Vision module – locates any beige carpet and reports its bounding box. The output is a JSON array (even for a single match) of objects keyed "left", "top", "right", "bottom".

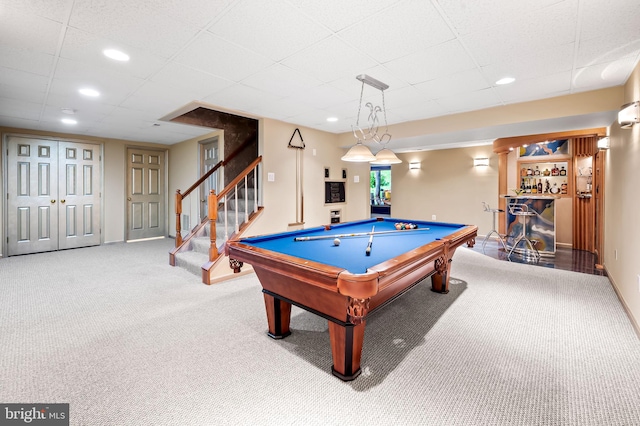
[{"left": 1, "top": 239, "right": 639, "bottom": 425}]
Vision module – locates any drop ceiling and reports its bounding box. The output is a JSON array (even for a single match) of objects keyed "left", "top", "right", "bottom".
[{"left": 0, "top": 0, "right": 638, "bottom": 149}]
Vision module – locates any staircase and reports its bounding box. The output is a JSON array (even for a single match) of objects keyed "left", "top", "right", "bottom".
[
  {"left": 170, "top": 155, "right": 263, "bottom": 284},
  {"left": 174, "top": 186, "right": 258, "bottom": 277}
]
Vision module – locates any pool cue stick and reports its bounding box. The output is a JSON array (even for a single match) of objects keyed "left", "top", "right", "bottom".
[
  {"left": 292, "top": 226, "right": 430, "bottom": 241},
  {"left": 365, "top": 226, "right": 375, "bottom": 256}
]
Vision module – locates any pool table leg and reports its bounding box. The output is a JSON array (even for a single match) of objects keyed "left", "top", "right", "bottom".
[
  {"left": 263, "top": 293, "right": 291, "bottom": 339},
  {"left": 328, "top": 321, "right": 365, "bottom": 381},
  {"left": 431, "top": 254, "right": 452, "bottom": 294}
]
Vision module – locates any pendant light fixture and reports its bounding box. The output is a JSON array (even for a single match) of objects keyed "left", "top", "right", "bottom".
[{"left": 341, "top": 74, "right": 401, "bottom": 164}]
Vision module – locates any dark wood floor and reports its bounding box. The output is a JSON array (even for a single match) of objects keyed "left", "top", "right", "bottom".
[{"left": 471, "top": 239, "right": 606, "bottom": 276}]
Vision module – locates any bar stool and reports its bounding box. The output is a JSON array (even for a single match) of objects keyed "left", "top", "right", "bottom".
[
  {"left": 481, "top": 202, "right": 508, "bottom": 254},
  {"left": 507, "top": 203, "right": 540, "bottom": 262}
]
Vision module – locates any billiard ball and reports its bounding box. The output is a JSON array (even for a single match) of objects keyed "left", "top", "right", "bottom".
[{"left": 333, "top": 238, "right": 340, "bottom": 246}]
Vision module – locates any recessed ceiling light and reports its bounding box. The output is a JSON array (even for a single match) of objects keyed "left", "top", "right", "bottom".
[
  {"left": 495, "top": 77, "right": 515, "bottom": 85},
  {"left": 326, "top": 117, "right": 338, "bottom": 122},
  {"left": 103, "top": 49, "right": 130, "bottom": 62},
  {"left": 61, "top": 118, "right": 77, "bottom": 125},
  {"left": 79, "top": 88, "right": 100, "bottom": 97}
]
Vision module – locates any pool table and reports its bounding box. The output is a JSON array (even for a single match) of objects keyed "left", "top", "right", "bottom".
[{"left": 226, "top": 217, "right": 477, "bottom": 380}]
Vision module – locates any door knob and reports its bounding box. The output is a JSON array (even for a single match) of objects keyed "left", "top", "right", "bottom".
[
  {"left": 127, "top": 197, "right": 132, "bottom": 201},
  {"left": 60, "top": 199, "right": 66, "bottom": 204},
  {"left": 50, "top": 199, "right": 56, "bottom": 204}
]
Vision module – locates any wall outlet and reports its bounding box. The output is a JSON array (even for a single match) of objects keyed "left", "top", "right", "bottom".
[
  {"left": 432, "top": 215, "right": 437, "bottom": 220},
  {"left": 267, "top": 172, "right": 275, "bottom": 182}
]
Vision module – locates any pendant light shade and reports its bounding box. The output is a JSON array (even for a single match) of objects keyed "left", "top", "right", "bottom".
[
  {"left": 371, "top": 148, "right": 402, "bottom": 164},
  {"left": 342, "top": 74, "right": 400, "bottom": 164},
  {"left": 341, "top": 141, "right": 376, "bottom": 162}
]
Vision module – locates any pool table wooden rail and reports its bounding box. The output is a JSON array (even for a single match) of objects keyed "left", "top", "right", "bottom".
[{"left": 225, "top": 223, "right": 477, "bottom": 380}]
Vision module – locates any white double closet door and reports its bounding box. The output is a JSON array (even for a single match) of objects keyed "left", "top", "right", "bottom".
[{"left": 5, "top": 136, "right": 102, "bottom": 256}]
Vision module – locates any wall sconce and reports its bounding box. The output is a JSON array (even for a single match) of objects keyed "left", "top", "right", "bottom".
[
  {"left": 618, "top": 101, "right": 639, "bottom": 128},
  {"left": 409, "top": 161, "right": 421, "bottom": 170},
  {"left": 597, "top": 137, "right": 610, "bottom": 150},
  {"left": 473, "top": 157, "right": 489, "bottom": 167}
]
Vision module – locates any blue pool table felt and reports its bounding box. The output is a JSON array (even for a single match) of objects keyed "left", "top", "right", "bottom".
[{"left": 239, "top": 218, "right": 466, "bottom": 274}]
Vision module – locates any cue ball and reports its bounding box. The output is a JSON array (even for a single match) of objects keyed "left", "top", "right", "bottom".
[{"left": 333, "top": 238, "right": 341, "bottom": 246}]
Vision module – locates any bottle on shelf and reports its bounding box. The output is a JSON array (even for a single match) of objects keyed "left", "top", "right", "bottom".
[
  {"left": 537, "top": 179, "right": 543, "bottom": 194},
  {"left": 560, "top": 166, "right": 566, "bottom": 176},
  {"left": 531, "top": 181, "right": 537, "bottom": 193},
  {"left": 545, "top": 179, "right": 550, "bottom": 194},
  {"left": 527, "top": 166, "right": 533, "bottom": 176},
  {"left": 534, "top": 166, "right": 541, "bottom": 176},
  {"left": 551, "top": 164, "right": 559, "bottom": 176},
  {"left": 561, "top": 181, "right": 568, "bottom": 194},
  {"left": 543, "top": 167, "right": 551, "bottom": 176}
]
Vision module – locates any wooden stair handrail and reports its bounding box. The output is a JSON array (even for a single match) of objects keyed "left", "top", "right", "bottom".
[
  {"left": 175, "top": 138, "right": 255, "bottom": 247},
  {"left": 207, "top": 157, "right": 262, "bottom": 262},
  {"left": 217, "top": 156, "right": 262, "bottom": 200}
]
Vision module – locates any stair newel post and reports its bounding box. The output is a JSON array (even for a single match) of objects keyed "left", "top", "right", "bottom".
[
  {"left": 175, "top": 189, "right": 183, "bottom": 247},
  {"left": 208, "top": 189, "right": 219, "bottom": 261}
]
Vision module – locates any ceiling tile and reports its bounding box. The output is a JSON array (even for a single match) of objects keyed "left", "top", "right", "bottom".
[
  {"left": 149, "top": 0, "right": 238, "bottom": 28},
  {"left": 0, "top": 47, "right": 55, "bottom": 76},
  {"left": 175, "top": 32, "right": 274, "bottom": 82},
  {"left": 240, "top": 64, "right": 323, "bottom": 98},
  {"left": 0, "top": 6, "right": 62, "bottom": 54},
  {"left": 282, "top": 36, "right": 377, "bottom": 83},
  {"left": 49, "top": 58, "right": 145, "bottom": 104},
  {"left": 384, "top": 39, "right": 477, "bottom": 84},
  {"left": 339, "top": 1, "right": 454, "bottom": 63},
  {"left": 202, "top": 83, "right": 283, "bottom": 114},
  {"left": 69, "top": 1, "right": 199, "bottom": 59},
  {"left": 580, "top": 0, "right": 640, "bottom": 41},
  {"left": 2, "top": 0, "right": 74, "bottom": 23},
  {"left": 0, "top": 82, "right": 47, "bottom": 104},
  {"left": 60, "top": 28, "right": 167, "bottom": 80},
  {"left": 287, "top": 0, "right": 400, "bottom": 32},
  {"left": 0, "top": 67, "right": 50, "bottom": 92},
  {"left": 209, "top": 0, "right": 332, "bottom": 62},
  {"left": 480, "top": 43, "right": 575, "bottom": 83},
  {"left": 151, "top": 62, "right": 235, "bottom": 97},
  {"left": 436, "top": 88, "right": 501, "bottom": 114},
  {"left": 572, "top": 57, "right": 638, "bottom": 90},
  {"left": 495, "top": 71, "right": 572, "bottom": 103},
  {"left": 415, "top": 69, "right": 490, "bottom": 100},
  {"left": 576, "top": 37, "right": 640, "bottom": 69},
  {"left": 460, "top": 1, "right": 578, "bottom": 67},
  {"left": 119, "top": 81, "right": 200, "bottom": 116},
  {"left": 0, "top": 97, "right": 43, "bottom": 120},
  {"left": 437, "top": 0, "right": 568, "bottom": 36}
]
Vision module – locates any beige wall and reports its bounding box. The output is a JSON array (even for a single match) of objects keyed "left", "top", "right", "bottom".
[
  {"left": 245, "top": 119, "right": 370, "bottom": 237},
  {"left": 337, "top": 87, "right": 623, "bottom": 147},
  {"left": 0, "top": 127, "right": 168, "bottom": 255},
  {"left": 167, "top": 129, "right": 224, "bottom": 237},
  {"left": 391, "top": 145, "right": 498, "bottom": 234},
  {"left": 604, "top": 61, "right": 640, "bottom": 330}
]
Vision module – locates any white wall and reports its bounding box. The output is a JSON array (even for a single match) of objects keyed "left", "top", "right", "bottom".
[{"left": 604, "top": 61, "right": 640, "bottom": 331}]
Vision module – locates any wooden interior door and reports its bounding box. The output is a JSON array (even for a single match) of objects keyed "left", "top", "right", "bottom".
[
  {"left": 57, "top": 141, "right": 102, "bottom": 250},
  {"left": 126, "top": 148, "right": 166, "bottom": 241},
  {"left": 199, "top": 137, "right": 220, "bottom": 221},
  {"left": 5, "top": 136, "right": 102, "bottom": 255}
]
